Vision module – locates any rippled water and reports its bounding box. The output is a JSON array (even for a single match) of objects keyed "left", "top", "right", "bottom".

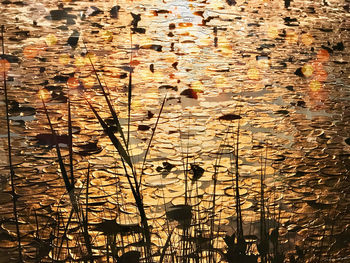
[{"left": 0, "top": 0, "right": 349, "bottom": 262}]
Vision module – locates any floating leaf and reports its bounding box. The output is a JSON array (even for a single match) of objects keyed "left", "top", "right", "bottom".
[
  {"left": 132, "top": 28, "right": 146, "bottom": 34},
  {"left": 190, "top": 164, "right": 204, "bottom": 181},
  {"left": 93, "top": 219, "right": 142, "bottom": 235},
  {"left": 166, "top": 204, "right": 192, "bottom": 228},
  {"left": 218, "top": 114, "right": 242, "bottom": 121},
  {"left": 138, "top": 124, "right": 151, "bottom": 131},
  {"left": 180, "top": 89, "right": 198, "bottom": 99},
  {"left": 110, "top": 5, "right": 120, "bottom": 18},
  {"left": 345, "top": 138, "right": 350, "bottom": 145},
  {"left": 226, "top": 0, "right": 237, "bottom": 6},
  {"left": 275, "top": 110, "right": 289, "bottom": 115},
  {"left": 49, "top": 10, "right": 68, "bottom": 20},
  {"left": 140, "top": 44, "right": 162, "bottom": 52},
  {"left": 35, "top": 134, "right": 69, "bottom": 146},
  {"left": 131, "top": 13, "right": 141, "bottom": 28},
  {"left": 8, "top": 101, "right": 35, "bottom": 116},
  {"left": 67, "top": 30, "right": 80, "bottom": 49},
  {"left": 76, "top": 141, "right": 102, "bottom": 156}
]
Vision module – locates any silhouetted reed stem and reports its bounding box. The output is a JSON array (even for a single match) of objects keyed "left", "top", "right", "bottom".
[
  {"left": 40, "top": 97, "right": 93, "bottom": 262},
  {"left": 235, "top": 119, "right": 243, "bottom": 239},
  {"left": 1, "top": 25, "right": 23, "bottom": 263},
  {"left": 68, "top": 98, "right": 74, "bottom": 186}
]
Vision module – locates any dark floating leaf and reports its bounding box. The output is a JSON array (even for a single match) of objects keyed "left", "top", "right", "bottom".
[
  {"left": 118, "top": 251, "right": 140, "bottom": 263},
  {"left": 193, "top": 11, "right": 204, "bottom": 17},
  {"left": 345, "top": 138, "right": 350, "bottom": 146},
  {"left": 275, "top": 110, "right": 289, "bottom": 115},
  {"left": 247, "top": 23, "right": 260, "bottom": 27},
  {"left": 180, "top": 88, "right": 198, "bottom": 99},
  {"left": 218, "top": 113, "right": 242, "bottom": 121},
  {"left": 283, "top": 17, "right": 299, "bottom": 26},
  {"left": 156, "top": 161, "right": 175, "bottom": 173},
  {"left": 138, "top": 124, "right": 151, "bottom": 131},
  {"left": 131, "top": 27, "right": 146, "bottom": 34},
  {"left": 0, "top": 54, "right": 20, "bottom": 63},
  {"left": 296, "top": 100, "right": 306, "bottom": 107},
  {"left": 226, "top": 0, "right": 236, "bottom": 6},
  {"left": 93, "top": 219, "right": 142, "bottom": 235},
  {"left": 333, "top": 41, "right": 344, "bottom": 51},
  {"left": 131, "top": 13, "right": 141, "bottom": 28},
  {"left": 91, "top": 22, "right": 104, "bottom": 29},
  {"left": 149, "top": 63, "right": 154, "bottom": 73},
  {"left": 190, "top": 164, "right": 204, "bottom": 181},
  {"left": 166, "top": 204, "right": 192, "bottom": 228},
  {"left": 169, "top": 23, "right": 176, "bottom": 30},
  {"left": 163, "top": 161, "right": 175, "bottom": 171},
  {"left": 35, "top": 134, "right": 69, "bottom": 146},
  {"left": 77, "top": 141, "right": 102, "bottom": 156},
  {"left": 257, "top": 43, "right": 275, "bottom": 51},
  {"left": 140, "top": 44, "right": 162, "bottom": 51},
  {"left": 285, "top": 85, "right": 294, "bottom": 91},
  {"left": 252, "top": 144, "right": 264, "bottom": 150},
  {"left": 294, "top": 67, "right": 304, "bottom": 77},
  {"left": 8, "top": 101, "right": 36, "bottom": 116},
  {"left": 147, "top": 111, "right": 154, "bottom": 119},
  {"left": 284, "top": 0, "right": 292, "bottom": 8},
  {"left": 159, "top": 85, "right": 177, "bottom": 91},
  {"left": 110, "top": 5, "right": 120, "bottom": 18},
  {"left": 319, "top": 28, "right": 333, "bottom": 32},
  {"left": 172, "top": 62, "right": 178, "bottom": 70},
  {"left": 51, "top": 91, "right": 67, "bottom": 102},
  {"left": 152, "top": 9, "right": 170, "bottom": 16},
  {"left": 119, "top": 72, "right": 128, "bottom": 79},
  {"left": 67, "top": 30, "right": 79, "bottom": 48},
  {"left": 49, "top": 9, "right": 68, "bottom": 20}
]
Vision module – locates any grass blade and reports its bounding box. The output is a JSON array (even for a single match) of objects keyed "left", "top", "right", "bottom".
[
  {"left": 139, "top": 94, "right": 167, "bottom": 186},
  {"left": 83, "top": 41, "right": 127, "bottom": 147},
  {"left": 84, "top": 96, "right": 132, "bottom": 167}
]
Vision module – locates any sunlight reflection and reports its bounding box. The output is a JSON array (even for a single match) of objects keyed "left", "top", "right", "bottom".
[
  {"left": 38, "top": 88, "right": 50, "bottom": 101},
  {"left": 0, "top": 59, "right": 10, "bottom": 74}
]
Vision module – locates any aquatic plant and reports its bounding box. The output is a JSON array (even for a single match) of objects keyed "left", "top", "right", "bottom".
[{"left": 1, "top": 25, "right": 23, "bottom": 263}]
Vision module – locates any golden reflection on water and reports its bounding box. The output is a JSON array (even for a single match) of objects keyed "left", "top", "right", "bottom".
[{"left": 0, "top": 0, "right": 349, "bottom": 262}]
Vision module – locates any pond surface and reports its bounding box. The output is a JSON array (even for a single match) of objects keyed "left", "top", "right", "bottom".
[{"left": 0, "top": 0, "right": 349, "bottom": 262}]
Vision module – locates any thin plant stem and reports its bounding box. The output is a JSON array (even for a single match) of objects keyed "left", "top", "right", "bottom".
[
  {"left": 1, "top": 24, "right": 23, "bottom": 263},
  {"left": 68, "top": 97, "right": 74, "bottom": 186},
  {"left": 40, "top": 97, "right": 93, "bottom": 262},
  {"left": 139, "top": 94, "right": 167, "bottom": 187}
]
